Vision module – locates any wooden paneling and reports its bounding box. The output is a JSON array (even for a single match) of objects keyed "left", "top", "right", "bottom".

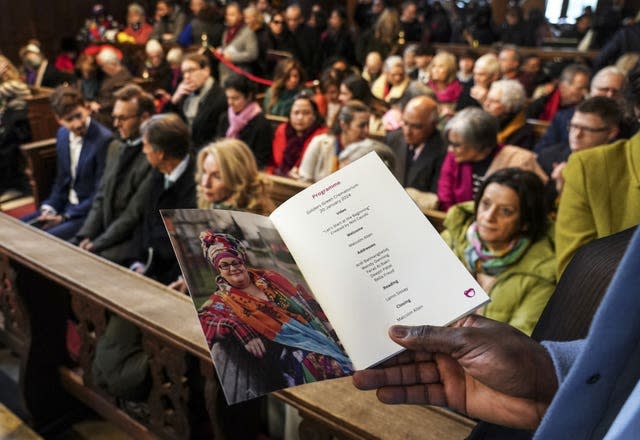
[{"left": 0, "top": 1, "right": 154, "bottom": 64}]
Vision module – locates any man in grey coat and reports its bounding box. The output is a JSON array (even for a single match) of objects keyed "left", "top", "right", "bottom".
[{"left": 71, "top": 85, "right": 154, "bottom": 265}]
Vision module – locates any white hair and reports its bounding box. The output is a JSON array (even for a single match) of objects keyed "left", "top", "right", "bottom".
[
  {"left": 97, "top": 47, "right": 121, "bottom": 65},
  {"left": 384, "top": 55, "right": 404, "bottom": 72},
  {"left": 489, "top": 79, "right": 526, "bottom": 113},
  {"left": 166, "top": 47, "right": 183, "bottom": 65},
  {"left": 145, "top": 39, "right": 164, "bottom": 56}
]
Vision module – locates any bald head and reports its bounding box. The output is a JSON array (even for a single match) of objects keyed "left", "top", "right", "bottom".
[{"left": 402, "top": 96, "right": 438, "bottom": 146}]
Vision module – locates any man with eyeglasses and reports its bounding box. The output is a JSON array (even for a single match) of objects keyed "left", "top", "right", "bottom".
[
  {"left": 537, "top": 96, "right": 622, "bottom": 194},
  {"left": 70, "top": 85, "right": 155, "bottom": 265},
  {"left": 384, "top": 96, "right": 445, "bottom": 209},
  {"left": 534, "top": 66, "right": 630, "bottom": 155},
  {"left": 21, "top": 86, "right": 112, "bottom": 239},
  {"left": 555, "top": 95, "right": 640, "bottom": 276},
  {"left": 166, "top": 52, "right": 227, "bottom": 151}
]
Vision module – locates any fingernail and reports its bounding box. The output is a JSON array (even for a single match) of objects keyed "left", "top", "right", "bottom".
[{"left": 390, "top": 326, "right": 408, "bottom": 338}]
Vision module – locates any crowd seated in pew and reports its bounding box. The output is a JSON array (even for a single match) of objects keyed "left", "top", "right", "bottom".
[{"left": 7, "top": 3, "right": 640, "bottom": 434}]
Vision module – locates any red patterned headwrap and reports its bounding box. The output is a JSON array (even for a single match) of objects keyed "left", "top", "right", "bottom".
[{"left": 199, "top": 231, "right": 247, "bottom": 268}]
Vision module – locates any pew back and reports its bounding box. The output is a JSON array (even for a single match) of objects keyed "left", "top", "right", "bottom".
[
  {"left": 20, "top": 138, "right": 57, "bottom": 207},
  {"left": 26, "top": 87, "right": 57, "bottom": 142}
]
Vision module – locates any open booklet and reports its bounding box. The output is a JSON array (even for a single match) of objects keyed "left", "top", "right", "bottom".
[{"left": 161, "top": 152, "right": 489, "bottom": 405}]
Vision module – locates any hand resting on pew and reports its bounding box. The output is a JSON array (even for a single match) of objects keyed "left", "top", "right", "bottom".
[{"left": 352, "top": 315, "right": 557, "bottom": 430}]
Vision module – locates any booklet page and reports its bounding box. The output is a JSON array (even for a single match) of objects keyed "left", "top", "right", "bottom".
[{"left": 270, "top": 153, "right": 489, "bottom": 369}]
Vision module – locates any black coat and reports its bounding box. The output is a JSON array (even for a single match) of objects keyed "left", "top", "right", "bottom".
[
  {"left": 165, "top": 81, "right": 228, "bottom": 152},
  {"left": 385, "top": 129, "right": 446, "bottom": 193},
  {"left": 0, "top": 107, "right": 32, "bottom": 193},
  {"left": 138, "top": 156, "right": 197, "bottom": 284},
  {"left": 75, "top": 139, "right": 153, "bottom": 264},
  {"left": 216, "top": 111, "right": 273, "bottom": 168}
]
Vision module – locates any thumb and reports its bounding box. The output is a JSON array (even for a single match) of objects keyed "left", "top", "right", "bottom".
[{"left": 389, "top": 325, "right": 466, "bottom": 356}]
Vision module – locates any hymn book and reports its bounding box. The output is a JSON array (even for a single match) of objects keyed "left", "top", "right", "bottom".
[{"left": 162, "top": 153, "right": 489, "bottom": 404}]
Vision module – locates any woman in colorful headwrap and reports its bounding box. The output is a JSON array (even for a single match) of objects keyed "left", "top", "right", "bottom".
[
  {"left": 198, "top": 232, "right": 353, "bottom": 386},
  {"left": 440, "top": 168, "right": 556, "bottom": 336}
]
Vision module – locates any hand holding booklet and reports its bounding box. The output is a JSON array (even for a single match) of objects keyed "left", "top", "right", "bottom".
[{"left": 162, "top": 152, "right": 489, "bottom": 404}]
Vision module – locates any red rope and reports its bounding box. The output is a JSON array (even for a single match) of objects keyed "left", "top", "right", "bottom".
[
  {"left": 209, "top": 47, "right": 274, "bottom": 86},
  {"left": 208, "top": 47, "right": 317, "bottom": 88}
]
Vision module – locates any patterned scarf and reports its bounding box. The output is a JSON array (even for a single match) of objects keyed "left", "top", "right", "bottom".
[
  {"left": 464, "top": 222, "right": 531, "bottom": 276},
  {"left": 224, "top": 23, "right": 244, "bottom": 45},
  {"left": 278, "top": 121, "right": 321, "bottom": 175}
]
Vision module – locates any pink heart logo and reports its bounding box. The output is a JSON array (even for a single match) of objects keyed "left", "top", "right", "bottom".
[{"left": 464, "top": 288, "right": 475, "bottom": 298}]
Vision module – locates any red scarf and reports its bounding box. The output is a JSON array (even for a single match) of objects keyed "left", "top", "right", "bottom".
[
  {"left": 224, "top": 23, "right": 244, "bottom": 45},
  {"left": 539, "top": 87, "right": 562, "bottom": 121}
]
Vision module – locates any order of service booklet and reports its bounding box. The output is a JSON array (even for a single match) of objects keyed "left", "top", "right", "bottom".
[{"left": 161, "top": 152, "right": 489, "bottom": 405}]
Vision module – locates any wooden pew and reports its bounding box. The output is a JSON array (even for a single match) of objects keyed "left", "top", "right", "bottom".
[
  {"left": 20, "top": 138, "right": 57, "bottom": 207},
  {"left": 276, "top": 379, "right": 475, "bottom": 439},
  {"left": 261, "top": 172, "right": 309, "bottom": 206},
  {"left": 432, "top": 43, "right": 597, "bottom": 61},
  {"left": 0, "top": 214, "right": 243, "bottom": 439},
  {"left": 526, "top": 118, "right": 551, "bottom": 142},
  {"left": 25, "top": 87, "right": 57, "bottom": 142},
  {"left": 265, "top": 114, "right": 288, "bottom": 134},
  {"left": 261, "top": 173, "right": 448, "bottom": 231},
  {"left": 0, "top": 213, "right": 475, "bottom": 439}
]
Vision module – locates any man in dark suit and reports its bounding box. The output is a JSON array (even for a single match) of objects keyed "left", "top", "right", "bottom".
[
  {"left": 285, "top": 4, "right": 320, "bottom": 76},
  {"left": 71, "top": 84, "right": 155, "bottom": 265},
  {"left": 22, "top": 86, "right": 112, "bottom": 239},
  {"left": 130, "top": 113, "right": 197, "bottom": 284},
  {"left": 166, "top": 52, "right": 227, "bottom": 151},
  {"left": 385, "top": 96, "right": 446, "bottom": 198}
]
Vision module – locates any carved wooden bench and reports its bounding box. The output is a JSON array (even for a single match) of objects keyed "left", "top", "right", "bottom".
[{"left": 0, "top": 214, "right": 259, "bottom": 439}]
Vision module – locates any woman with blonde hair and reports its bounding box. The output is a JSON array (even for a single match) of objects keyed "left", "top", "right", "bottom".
[
  {"left": 263, "top": 58, "right": 310, "bottom": 116},
  {"left": 196, "top": 138, "right": 275, "bottom": 215},
  {"left": 427, "top": 51, "right": 462, "bottom": 104}
]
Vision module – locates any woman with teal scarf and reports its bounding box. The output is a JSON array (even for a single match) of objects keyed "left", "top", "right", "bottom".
[{"left": 441, "top": 168, "right": 556, "bottom": 335}]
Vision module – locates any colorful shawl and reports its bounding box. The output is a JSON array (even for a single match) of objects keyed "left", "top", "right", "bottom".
[
  {"left": 464, "top": 222, "right": 531, "bottom": 276},
  {"left": 199, "top": 269, "right": 352, "bottom": 374}
]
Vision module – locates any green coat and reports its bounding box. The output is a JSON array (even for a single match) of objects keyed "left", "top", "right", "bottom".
[
  {"left": 441, "top": 202, "right": 556, "bottom": 336},
  {"left": 556, "top": 132, "right": 640, "bottom": 276}
]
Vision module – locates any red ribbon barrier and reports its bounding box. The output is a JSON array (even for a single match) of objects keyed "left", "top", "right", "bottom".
[{"left": 208, "top": 47, "right": 317, "bottom": 88}]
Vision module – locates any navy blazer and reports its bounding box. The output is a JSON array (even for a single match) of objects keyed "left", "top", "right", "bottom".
[{"left": 42, "top": 119, "right": 112, "bottom": 220}]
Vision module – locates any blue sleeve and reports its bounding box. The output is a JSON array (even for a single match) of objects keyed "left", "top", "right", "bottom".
[
  {"left": 177, "top": 22, "right": 193, "bottom": 47},
  {"left": 541, "top": 339, "right": 586, "bottom": 384}
]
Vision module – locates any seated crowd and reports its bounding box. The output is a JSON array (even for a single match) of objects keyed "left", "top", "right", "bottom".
[{"left": 3, "top": 1, "right": 640, "bottom": 437}]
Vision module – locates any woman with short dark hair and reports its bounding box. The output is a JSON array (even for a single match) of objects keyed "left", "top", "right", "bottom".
[
  {"left": 217, "top": 73, "right": 272, "bottom": 168},
  {"left": 270, "top": 92, "right": 327, "bottom": 176},
  {"left": 441, "top": 168, "right": 555, "bottom": 335}
]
